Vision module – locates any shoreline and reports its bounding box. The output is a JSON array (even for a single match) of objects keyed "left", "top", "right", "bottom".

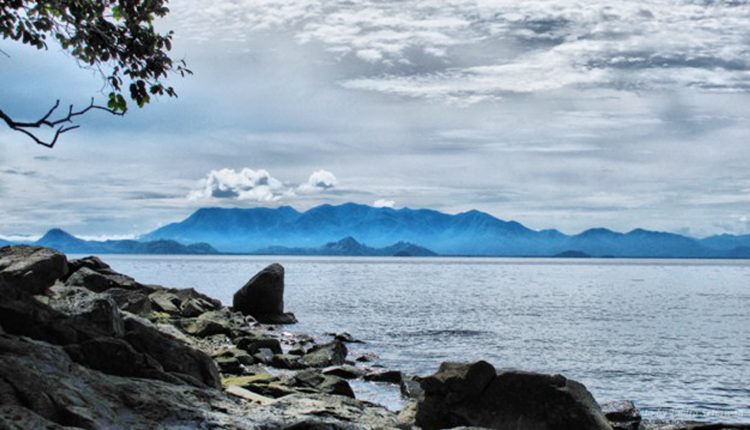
[{"left": 1, "top": 245, "right": 748, "bottom": 429}]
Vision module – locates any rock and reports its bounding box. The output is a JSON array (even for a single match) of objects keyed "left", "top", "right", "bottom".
[
  {"left": 233, "top": 263, "right": 296, "bottom": 324},
  {"left": 123, "top": 315, "right": 221, "bottom": 388},
  {"left": 602, "top": 400, "right": 642, "bottom": 430},
  {"left": 180, "top": 315, "right": 230, "bottom": 338},
  {"left": 65, "top": 266, "right": 145, "bottom": 293},
  {"left": 212, "top": 348, "right": 254, "bottom": 374},
  {"left": 364, "top": 369, "right": 403, "bottom": 384},
  {"left": 301, "top": 340, "right": 348, "bottom": 368},
  {"left": 400, "top": 375, "right": 424, "bottom": 399},
  {"left": 0, "top": 246, "right": 68, "bottom": 294},
  {"left": 353, "top": 351, "right": 378, "bottom": 362},
  {"left": 323, "top": 365, "right": 366, "bottom": 379},
  {"left": 292, "top": 369, "right": 355, "bottom": 398},
  {"left": 149, "top": 289, "right": 182, "bottom": 314},
  {"left": 47, "top": 286, "right": 125, "bottom": 337},
  {"left": 67, "top": 255, "right": 110, "bottom": 274},
  {"left": 253, "top": 347, "right": 276, "bottom": 364},
  {"left": 105, "top": 287, "right": 153, "bottom": 315},
  {"left": 235, "top": 333, "right": 283, "bottom": 355},
  {"left": 416, "top": 361, "right": 612, "bottom": 430},
  {"left": 327, "top": 331, "right": 365, "bottom": 343},
  {"left": 271, "top": 353, "right": 307, "bottom": 370},
  {"left": 0, "top": 334, "right": 264, "bottom": 429}
]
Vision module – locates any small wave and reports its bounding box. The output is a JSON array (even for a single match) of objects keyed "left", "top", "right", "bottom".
[{"left": 397, "top": 329, "right": 490, "bottom": 338}]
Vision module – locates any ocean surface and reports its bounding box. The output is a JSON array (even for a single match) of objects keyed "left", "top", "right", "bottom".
[{"left": 97, "top": 255, "right": 750, "bottom": 423}]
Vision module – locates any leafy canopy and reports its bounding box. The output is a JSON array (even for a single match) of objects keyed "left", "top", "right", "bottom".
[{"left": 1, "top": 0, "right": 191, "bottom": 113}]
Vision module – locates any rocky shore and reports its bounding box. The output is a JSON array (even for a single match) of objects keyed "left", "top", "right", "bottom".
[{"left": 0, "top": 245, "right": 747, "bottom": 429}]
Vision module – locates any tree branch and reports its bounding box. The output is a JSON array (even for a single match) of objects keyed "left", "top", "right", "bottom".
[{"left": 0, "top": 98, "right": 124, "bottom": 148}]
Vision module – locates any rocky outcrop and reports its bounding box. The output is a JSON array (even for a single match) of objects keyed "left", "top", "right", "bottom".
[
  {"left": 602, "top": 400, "right": 643, "bottom": 430},
  {"left": 232, "top": 263, "right": 297, "bottom": 324},
  {"left": 415, "top": 360, "right": 613, "bottom": 430},
  {"left": 0, "top": 245, "right": 67, "bottom": 294}
]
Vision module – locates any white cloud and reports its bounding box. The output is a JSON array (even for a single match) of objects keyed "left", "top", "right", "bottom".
[
  {"left": 188, "top": 168, "right": 337, "bottom": 202},
  {"left": 297, "top": 169, "right": 338, "bottom": 193},
  {"left": 373, "top": 198, "right": 395, "bottom": 208},
  {"left": 188, "top": 168, "right": 288, "bottom": 202}
]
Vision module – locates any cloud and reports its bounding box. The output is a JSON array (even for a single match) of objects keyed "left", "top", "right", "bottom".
[
  {"left": 373, "top": 198, "right": 395, "bottom": 208},
  {"left": 297, "top": 169, "right": 338, "bottom": 193},
  {"left": 169, "top": 0, "right": 750, "bottom": 104},
  {"left": 188, "top": 168, "right": 287, "bottom": 201},
  {"left": 189, "top": 168, "right": 337, "bottom": 202}
]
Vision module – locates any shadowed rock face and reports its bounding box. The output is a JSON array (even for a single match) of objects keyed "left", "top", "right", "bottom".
[
  {"left": 233, "top": 263, "right": 297, "bottom": 324},
  {"left": 0, "top": 245, "right": 68, "bottom": 294},
  {"left": 416, "top": 360, "right": 613, "bottom": 430}
]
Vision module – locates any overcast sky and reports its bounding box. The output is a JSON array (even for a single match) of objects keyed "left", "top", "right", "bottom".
[{"left": 2, "top": 0, "right": 750, "bottom": 239}]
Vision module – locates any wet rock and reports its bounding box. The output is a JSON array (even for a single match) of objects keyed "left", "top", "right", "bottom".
[
  {"left": 602, "top": 400, "right": 642, "bottom": 430},
  {"left": 400, "top": 375, "right": 424, "bottom": 399},
  {"left": 292, "top": 369, "right": 355, "bottom": 398},
  {"left": 323, "top": 365, "right": 366, "bottom": 379},
  {"left": 253, "top": 347, "right": 276, "bottom": 364},
  {"left": 364, "top": 369, "right": 403, "bottom": 384},
  {"left": 123, "top": 314, "right": 221, "bottom": 388},
  {"left": 233, "top": 263, "right": 296, "bottom": 324},
  {"left": 353, "top": 351, "right": 378, "bottom": 362},
  {"left": 271, "top": 353, "right": 307, "bottom": 370},
  {"left": 326, "top": 331, "right": 365, "bottom": 343},
  {"left": 235, "top": 333, "right": 283, "bottom": 355},
  {"left": 416, "top": 361, "right": 612, "bottom": 430},
  {"left": 301, "top": 340, "right": 348, "bottom": 368},
  {"left": 212, "top": 348, "right": 254, "bottom": 374},
  {"left": 0, "top": 246, "right": 68, "bottom": 294}
]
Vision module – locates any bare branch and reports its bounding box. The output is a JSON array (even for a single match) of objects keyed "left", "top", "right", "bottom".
[{"left": 0, "top": 98, "right": 123, "bottom": 148}]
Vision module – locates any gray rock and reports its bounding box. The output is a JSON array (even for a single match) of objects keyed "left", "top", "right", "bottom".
[
  {"left": 323, "top": 365, "right": 366, "bottom": 379},
  {"left": 602, "top": 400, "right": 642, "bottom": 430},
  {"left": 292, "top": 369, "right": 356, "bottom": 398},
  {"left": 236, "top": 333, "right": 283, "bottom": 355},
  {"left": 0, "top": 246, "right": 68, "bottom": 294},
  {"left": 301, "top": 340, "right": 348, "bottom": 368},
  {"left": 233, "top": 263, "right": 297, "bottom": 324},
  {"left": 123, "top": 315, "right": 221, "bottom": 388},
  {"left": 65, "top": 266, "right": 144, "bottom": 293},
  {"left": 364, "top": 370, "right": 403, "bottom": 384},
  {"left": 149, "top": 289, "right": 182, "bottom": 314},
  {"left": 416, "top": 361, "right": 612, "bottom": 430},
  {"left": 400, "top": 375, "right": 424, "bottom": 399},
  {"left": 212, "top": 347, "right": 254, "bottom": 374},
  {"left": 48, "top": 287, "right": 126, "bottom": 337}
]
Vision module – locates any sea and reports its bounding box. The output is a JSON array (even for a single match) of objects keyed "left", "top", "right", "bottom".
[{"left": 95, "top": 255, "right": 750, "bottom": 423}]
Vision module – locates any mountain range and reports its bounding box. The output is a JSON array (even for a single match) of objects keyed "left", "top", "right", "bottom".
[
  {"left": 256, "top": 236, "right": 437, "bottom": 257},
  {"left": 2, "top": 229, "right": 218, "bottom": 255},
  {"left": 142, "top": 203, "right": 750, "bottom": 258}
]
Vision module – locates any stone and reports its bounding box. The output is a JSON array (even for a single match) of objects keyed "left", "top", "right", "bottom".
[
  {"left": 233, "top": 263, "right": 296, "bottom": 323},
  {"left": 47, "top": 287, "right": 125, "bottom": 337},
  {"left": 235, "top": 333, "right": 283, "bottom": 355},
  {"left": 105, "top": 287, "right": 153, "bottom": 315},
  {"left": 400, "top": 375, "right": 424, "bottom": 399},
  {"left": 123, "top": 315, "right": 221, "bottom": 388},
  {"left": 292, "top": 369, "right": 355, "bottom": 398},
  {"left": 327, "top": 331, "right": 364, "bottom": 343},
  {"left": 602, "top": 400, "right": 642, "bottom": 430},
  {"left": 67, "top": 255, "right": 110, "bottom": 274},
  {"left": 364, "top": 370, "right": 403, "bottom": 384},
  {"left": 0, "top": 246, "right": 68, "bottom": 294},
  {"left": 323, "top": 365, "right": 366, "bottom": 379},
  {"left": 416, "top": 361, "right": 612, "bottom": 430},
  {"left": 180, "top": 316, "right": 230, "bottom": 338},
  {"left": 212, "top": 348, "right": 254, "bottom": 374},
  {"left": 65, "top": 266, "right": 144, "bottom": 293},
  {"left": 271, "top": 353, "right": 307, "bottom": 370},
  {"left": 149, "top": 289, "right": 182, "bottom": 314},
  {"left": 301, "top": 340, "right": 348, "bottom": 368}
]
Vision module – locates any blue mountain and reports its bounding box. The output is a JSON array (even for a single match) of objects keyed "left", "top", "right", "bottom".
[
  {"left": 143, "top": 203, "right": 747, "bottom": 257},
  {"left": 256, "top": 236, "right": 437, "bottom": 257},
  {"left": 21, "top": 228, "right": 219, "bottom": 255}
]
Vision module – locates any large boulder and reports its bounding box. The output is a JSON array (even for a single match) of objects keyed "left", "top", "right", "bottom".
[
  {"left": 0, "top": 246, "right": 68, "bottom": 294},
  {"left": 232, "top": 263, "right": 297, "bottom": 324},
  {"left": 416, "top": 361, "right": 612, "bottom": 430},
  {"left": 301, "top": 340, "right": 348, "bottom": 368}
]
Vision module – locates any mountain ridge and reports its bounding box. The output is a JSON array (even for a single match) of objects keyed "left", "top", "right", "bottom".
[{"left": 143, "top": 203, "right": 750, "bottom": 258}]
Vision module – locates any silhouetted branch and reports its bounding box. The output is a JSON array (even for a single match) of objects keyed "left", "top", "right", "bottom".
[{"left": 0, "top": 98, "right": 123, "bottom": 148}]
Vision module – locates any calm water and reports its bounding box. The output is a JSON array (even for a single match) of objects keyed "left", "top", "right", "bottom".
[{"left": 98, "top": 255, "right": 750, "bottom": 422}]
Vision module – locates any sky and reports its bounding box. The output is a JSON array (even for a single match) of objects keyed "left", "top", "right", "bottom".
[{"left": 1, "top": 0, "right": 750, "bottom": 239}]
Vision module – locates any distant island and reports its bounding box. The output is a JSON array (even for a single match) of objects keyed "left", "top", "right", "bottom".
[{"left": 4, "top": 203, "right": 750, "bottom": 258}]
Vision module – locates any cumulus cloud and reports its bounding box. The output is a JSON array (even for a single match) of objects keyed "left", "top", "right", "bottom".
[
  {"left": 297, "top": 170, "right": 338, "bottom": 193},
  {"left": 373, "top": 198, "right": 395, "bottom": 208},
  {"left": 188, "top": 168, "right": 288, "bottom": 201},
  {"left": 189, "top": 168, "right": 337, "bottom": 202}
]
